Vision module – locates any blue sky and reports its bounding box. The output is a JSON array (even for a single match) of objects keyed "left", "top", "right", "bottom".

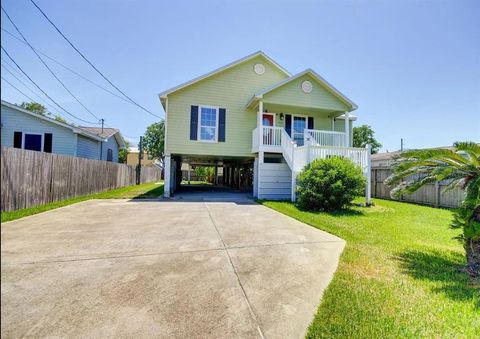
[{"left": 1, "top": 0, "right": 479, "bottom": 151}]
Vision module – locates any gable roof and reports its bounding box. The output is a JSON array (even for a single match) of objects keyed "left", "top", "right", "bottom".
[
  {"left": 78, "top": 126, "right": 126, "bottom": 148},
  {"left": 1, "top": 100, "right": 103, "bottom": 141},
  {"left": 247, "top": 69, "right": 358, "bottom": 111},
  {"left": 158, "top": 51, "right": 291, "bottom": 110}
]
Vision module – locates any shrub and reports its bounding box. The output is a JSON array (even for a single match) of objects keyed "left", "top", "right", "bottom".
[{"left": 296, "top": 157, "right": 365, "bottom": 211}]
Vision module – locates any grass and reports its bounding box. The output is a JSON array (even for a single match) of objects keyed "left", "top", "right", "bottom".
[
  {"left": 260, "top": 198, "right": 480, "bottom": 338},
  {"left": 1, "top": 182, "right": 164, "bottom": 223}
]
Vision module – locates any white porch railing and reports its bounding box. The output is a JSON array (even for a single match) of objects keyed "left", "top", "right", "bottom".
[
  {"left": 256, "top": 127, "right": 371, "bottom": 203},
  {"left": 305, "top": 129, "right": 345, "bottom": 147},
  {"left": 262, "top": 126, "right": 282, "bottom": 146},
  {"left": 308, "top": 146, "right": 369, "bottom": 173}
]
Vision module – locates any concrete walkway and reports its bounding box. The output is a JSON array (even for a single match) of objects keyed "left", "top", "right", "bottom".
[{"left": 1, "top": 197, "right": 345, "bottom": 338}]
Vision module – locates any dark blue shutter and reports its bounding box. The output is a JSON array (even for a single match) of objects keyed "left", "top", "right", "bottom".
[
  {"left": 308, "top": 117, "right": 314, "bottom": 130},
  {"left": 13, "top": 131, "right": 22, "bottom": 148},
  {"left": 218, "top": 108, "right": 226, "bottom": 142},
  {"left": 190, "top": 105, "right": 198, "bottom": 140},
  {"left": 44, "top": 133, "right": 53, "bottom": 153},
  {"left": 285, "top": 114, "right": 292, "bottom": 137}
]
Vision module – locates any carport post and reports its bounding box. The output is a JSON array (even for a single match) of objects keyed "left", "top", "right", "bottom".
[
  {"left": 164, "top": 155, "right": 171, "bottom": 197},
  {"left": 214, "top": 165, "right": 218, "bottom": 185},
  {"left": 187, "top": 164, "right": 191, "bottom": 184}
]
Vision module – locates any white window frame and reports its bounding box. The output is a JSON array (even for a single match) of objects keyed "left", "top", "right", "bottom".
[
  {"left": 22, "top": 132, "right": 44, "bottom": 151},
  {"left": 197, "top": 105, "right": 219, "bottom": 143}
]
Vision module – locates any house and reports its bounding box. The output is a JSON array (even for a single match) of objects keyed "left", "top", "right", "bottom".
[
  {"left": 126, "top": 147, "right": 156, "bottom": 166},
  {"left": 158, "top": 51, "right": 371, "bottom": 201},
  {"left": 77, "top": 127, "right": 125, "bottom": 162},
  {"left": 1, "top": 100, "right": 125, "bottom": 162}
]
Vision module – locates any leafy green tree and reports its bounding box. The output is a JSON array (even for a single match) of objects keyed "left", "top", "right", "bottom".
[
  {"left": 194, "top": 166, "right": 215, "bottom": 183},
  {"left": 54, "top": 115, "right": 67, "bottom": 123},
  {"left": 140, "top": 121, "right": 164, "bottom": 162},
  {"left": 118, "top": 140, "right": 131, "bottom": 164},
  {"left": 296, "top": 157, "right": 365, "bottom": 211},
  {"left": 353, "top": 125, "right": 382, "bottom": 154},
  {"left": 20, "top": 101, "right": 48, "bottom": 116},
  {"left": 386, "top": 142, "right": 480, "bottom": 277}
]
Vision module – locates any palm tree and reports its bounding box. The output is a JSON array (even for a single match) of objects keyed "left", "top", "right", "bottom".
[{"left": 386, "top": 142, "right": 480, "bottom": 277}]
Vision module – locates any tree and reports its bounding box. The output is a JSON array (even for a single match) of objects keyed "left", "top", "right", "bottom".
[
  {"left": 385, "top": 142, "right": 480, "bottom": 277},
  {"left": 195, "top": 166, "right": 215, "bottom": 183},
  {"left": 353, "top": 125, "right": 382, "bottom": 154},
  {"left": 20, "top": 101, "right": 48, "bottom": 116},
  {"left": 54, "top": 115, "right": 67, "bottom": 123},
  {"left": 140, "top": 121, "right": 164, "bottom": 163},
  {"left": 118, "top": 140, "right": 131, "bottom": 164}
]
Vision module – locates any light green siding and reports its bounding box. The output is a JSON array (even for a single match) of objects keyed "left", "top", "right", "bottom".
[
  {"left": 262, "top": 73, "right": 350, "bottom": 111},
  {"left": 166, "top": 55, "right": 288, "bottom": 157}
]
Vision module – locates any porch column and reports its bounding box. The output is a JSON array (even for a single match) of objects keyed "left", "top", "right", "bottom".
[
  {"left": 164, "top": 155, "right": 171, "bottom": 197},
  {"left": 344, "top": 111, "right": 350, "bottom": 147},
  {"left": 258, "top": 100, "right": 263, "bottom": 146}
]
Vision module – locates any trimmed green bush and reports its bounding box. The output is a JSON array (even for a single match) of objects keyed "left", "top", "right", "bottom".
[{"left": 296, "top": 157, "right": 365, "bottom": 211}]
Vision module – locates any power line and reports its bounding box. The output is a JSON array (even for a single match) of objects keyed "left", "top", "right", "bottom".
[
  {"left": 29, "top": 0, "right": 161, "bottom": 119},
  {"left": 1, "top": 45, "right": 98, "bottom": 125},
  {"left": 1, "top": 64, "right": 70, "bottom": 120},
  {"left": 1, "top": 76, "right": 36, "bottom": 102},
  {"left": 2, "top": 27, "right": 134, "bottom": 106},
  {"left": 2, "top": 6, "right": 100, "bottom": 121}
]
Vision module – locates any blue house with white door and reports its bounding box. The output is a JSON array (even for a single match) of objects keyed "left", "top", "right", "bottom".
[{"left": 1, "top": 100, "right": 125, "bottom": 162}]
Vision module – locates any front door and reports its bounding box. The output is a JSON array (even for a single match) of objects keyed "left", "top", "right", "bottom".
[
  {"left": 293, "top": 116, "right": 306, "bottom": 146},
  {"left": 262, "top": 114, "right": 274, "bottom": 127},
  {"left": 262, "top": 114, "right": 274, "bottom": 145}
]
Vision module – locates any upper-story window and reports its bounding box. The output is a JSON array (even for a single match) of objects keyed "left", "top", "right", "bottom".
[{"left": 198, "top": 106, "right": 218, "bottom": 142}]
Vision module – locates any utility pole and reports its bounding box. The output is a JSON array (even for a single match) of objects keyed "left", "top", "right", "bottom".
[
  {"left": 136, "top": 136, "right": 143, "bottom": 185},
  {"left": 400, "top": 138, "right": 404, "bottom": 152},
  {"left": 100, "top": 118, "right": 104, "bottom": 160}
]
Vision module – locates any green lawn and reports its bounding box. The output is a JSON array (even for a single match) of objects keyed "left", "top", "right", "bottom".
[
  {"left": 260, "top": 199, "right": 480, "bottom": 338},
  {"left": 2, "top": 182, "right": 164, "bottom": 223}
]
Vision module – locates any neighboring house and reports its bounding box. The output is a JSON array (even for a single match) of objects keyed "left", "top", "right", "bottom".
[
  {"left": 78, "top": 127, "right": 125, "bottom": 163},
  {"left": 126, "top": 147, "right": 156, "bottom": 166},
  {"left": 371, "top": 151, "right": 400, "bottom": 168},
  {"left": 1, "top": 100, "right": 125, "bottom": 162},
  {"left": 159, "top": 51, "right": 371, "bottom": 201}
]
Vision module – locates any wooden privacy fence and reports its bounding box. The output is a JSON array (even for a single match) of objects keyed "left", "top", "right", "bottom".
[
  {"left": 371, "top": 167, "right": 464, "bottom": 208},
  {"left": 1, "top": 146, "right": 162, "bottom": 212}
]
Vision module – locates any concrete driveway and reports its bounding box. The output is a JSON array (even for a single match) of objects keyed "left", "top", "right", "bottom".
[{"left": 1, "top": 196, "right": 345, "bottom": 338}]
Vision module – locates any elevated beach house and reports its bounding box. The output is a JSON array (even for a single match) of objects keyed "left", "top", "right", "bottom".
[{"left": 159, "top": 51, "right": 371, "bottom": 201}]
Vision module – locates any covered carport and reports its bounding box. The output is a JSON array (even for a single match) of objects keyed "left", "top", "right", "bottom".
[{"left": 164, "top": 154, "right": 254, "bottom": 198}]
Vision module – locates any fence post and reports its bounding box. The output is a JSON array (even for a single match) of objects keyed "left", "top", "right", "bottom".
[
  {"left": 136, "top": 136, "right": 143, "bottom": 185},
  {"left": 434, "top": 181, "right": 440, "bottom": 207},
  {"left": 365, "top": 144, "right": 372, "bottom": 206}
]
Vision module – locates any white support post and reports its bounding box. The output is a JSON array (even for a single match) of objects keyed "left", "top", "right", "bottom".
[
  {"left": 344, "top": 111, "right": 350, "bottom": 147},
  {"left": 164, "top": 155, "right": 171, "bottom": 197},
  {"left": 291, "top": 144, "right": 297, "bottom": 202},
  {"left": 365, "top": 144, "right": 372, "bottom": 206},
  {"left": 253, "top": 156, "right": 259, "bottom": 198},
  {"left": 258, "top": 100, "right": 263, "bottom": 146}
]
